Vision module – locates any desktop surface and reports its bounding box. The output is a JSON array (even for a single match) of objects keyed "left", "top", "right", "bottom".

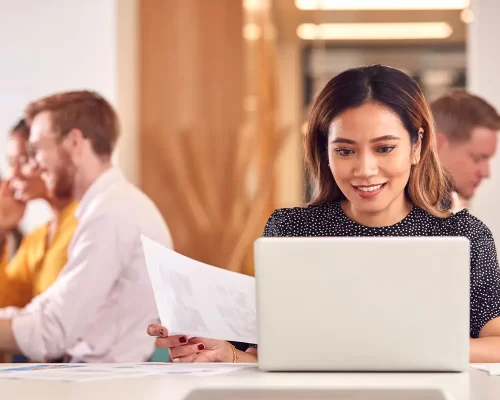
[{"left": 0, "top": 364, "right": 499, "bottom": 400}]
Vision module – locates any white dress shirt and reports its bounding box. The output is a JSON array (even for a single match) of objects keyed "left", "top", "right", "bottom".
[{"left": 7, "top": 167, "right": 173, "bottom": 362}]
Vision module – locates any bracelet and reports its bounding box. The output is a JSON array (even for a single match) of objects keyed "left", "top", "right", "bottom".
[{"left": 228, "top": 342, "right": 238, "bottom": 363}]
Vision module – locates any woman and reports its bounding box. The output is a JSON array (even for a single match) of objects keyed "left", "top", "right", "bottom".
[
  {"left": 0, "top": 119, "right": 78, "bottom": 309},
  {"left": 0, "top": 177, "right": 23, "bottom": 263},
  {"left": 148, "top": 65, "right": 500, "bottom": 363}
]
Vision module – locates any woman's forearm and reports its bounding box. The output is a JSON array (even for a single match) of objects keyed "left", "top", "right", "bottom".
[{"left": 470, "top": 337, "right": 500, "bottom": 363}]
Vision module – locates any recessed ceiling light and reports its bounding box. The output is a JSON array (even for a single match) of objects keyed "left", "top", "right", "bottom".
[
  {"left": 295, "top": 0, "right": 470, "bottom": 10},
  {"left": 296, "top": 22, "right": 453, "bottom": 40}
]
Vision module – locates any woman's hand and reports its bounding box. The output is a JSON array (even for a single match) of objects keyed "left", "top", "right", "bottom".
[
  {"left": 147, "top": 324, "right": 233, "bottom": 363},
  {"left": 0, "top": 180, "right": 26, "bottom": 232}
]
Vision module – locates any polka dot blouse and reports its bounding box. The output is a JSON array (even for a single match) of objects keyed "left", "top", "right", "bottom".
[{"left": 263, "top": 201, "right": 500, "bottom": 338}]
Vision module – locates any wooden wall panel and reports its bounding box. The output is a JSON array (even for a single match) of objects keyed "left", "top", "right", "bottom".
[{"left": 139, "top": 0, "right": 282, "bottom": 273}]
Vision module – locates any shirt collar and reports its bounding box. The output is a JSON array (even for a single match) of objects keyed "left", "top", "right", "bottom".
[{"left": 75, "top": 167, "right": 124, "bottom": 220}]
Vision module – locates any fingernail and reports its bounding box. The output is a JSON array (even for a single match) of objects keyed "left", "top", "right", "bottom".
[
  {"left": 179, "top": 336, "right": 187, "bottom": 344},
  {"left": 172, "top": 358, "right": 179, "bottom": 363},
  {"left": 158, "top": 328, "right": 166, "bottom": 337},
  {"left": 198, "top": 344, "right": 205, "bottom": 351}
]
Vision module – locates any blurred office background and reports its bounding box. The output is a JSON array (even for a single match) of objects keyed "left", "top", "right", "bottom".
[{"left": 0, "top": 0, "right": 498, "bottom": 275}]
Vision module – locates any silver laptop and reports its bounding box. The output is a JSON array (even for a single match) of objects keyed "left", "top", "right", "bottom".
[{"left": 254, "top": 237, "right": 470, "bottom": 372}]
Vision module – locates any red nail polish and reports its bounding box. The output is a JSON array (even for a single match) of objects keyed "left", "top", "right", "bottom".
[
  {"left": 179, "top": 336, "right": 187, "bottom": 344},
  {"left": 198, "top": 344, "right": 205, "bottom": 351}
]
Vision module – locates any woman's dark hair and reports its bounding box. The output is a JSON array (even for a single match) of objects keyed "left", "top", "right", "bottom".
[{"left": 304, "top": 64, "right": 452, "bottom": 217}]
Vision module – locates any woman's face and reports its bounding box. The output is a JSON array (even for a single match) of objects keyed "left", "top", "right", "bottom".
[
  {"left": 327, "top": 102, "right": 421, "bottom": 221},
  {"left": 7, "top": 132, "right": 48, "bottom": 202}
]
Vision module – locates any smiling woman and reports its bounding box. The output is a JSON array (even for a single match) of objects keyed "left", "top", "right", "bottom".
[
  {"left": 304, "top": 65, "right": 452, "bottom": 227},
  {"left": 148, "top": 64, "right": 500, "bottom": 364}
]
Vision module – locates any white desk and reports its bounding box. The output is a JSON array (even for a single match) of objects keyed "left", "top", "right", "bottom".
[{"left": 0, "top": 364, "right": 499, "bottom": 400}]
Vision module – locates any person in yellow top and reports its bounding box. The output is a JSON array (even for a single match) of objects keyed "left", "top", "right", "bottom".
[{"left": 0, "top": 119, "right": 78, "bottom": 309}]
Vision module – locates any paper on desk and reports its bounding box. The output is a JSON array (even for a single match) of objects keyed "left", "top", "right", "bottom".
[
  {"left": 0, "top": 364, "right": 150, "bottom": 382},
  {"left": 470, "top": 363, "right": 500, "bottom": 375},
  {"left": 0, "top": 363, "right": 254, "bottom": 382},
  {"left": 141, "top": 236, "right": 258, "bottom": 344},
  {"left": 137, "top": 362, "right": 255, "bottom": 376}
]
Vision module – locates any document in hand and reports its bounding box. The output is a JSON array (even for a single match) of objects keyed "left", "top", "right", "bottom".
[{"left": 141, "top": 236, "right": 258, "bottom": 344}]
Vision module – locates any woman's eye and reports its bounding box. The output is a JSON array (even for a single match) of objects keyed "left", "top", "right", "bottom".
[
  {"left": 335, "top": 148, "right": 353, "bottom": 156},
  {"left": 377, "top": 146, "right": 395, "bottom": 154}
]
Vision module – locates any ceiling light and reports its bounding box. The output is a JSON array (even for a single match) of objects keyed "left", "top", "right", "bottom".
[
  {"left": 295, "top": 0, "right": 470, "bottom": 10},
  {"left": 296, "top": 22, "right": 453, "bottom": 40}
]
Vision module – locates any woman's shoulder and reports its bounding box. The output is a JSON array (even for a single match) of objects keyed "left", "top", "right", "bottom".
[
  {"left": 262, "top": 206, "right": 303, "bottom": 237},
  {"left": 263, "top": 202, "right": 340, "bottom": 237},
  {"left": 435, "top": 208, "right": 494, "bottom": 242}
]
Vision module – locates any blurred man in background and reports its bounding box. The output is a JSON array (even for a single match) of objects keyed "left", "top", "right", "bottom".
[
  {"left": 0, "top": 91, "right": 172, "bottom": 362},
  {"left": 432, "top": 90, "right": 500, "bottom": 212}
]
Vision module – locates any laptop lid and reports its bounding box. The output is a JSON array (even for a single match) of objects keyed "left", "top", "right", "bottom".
[{"left": 254, "top": 237, "right": 470, "bottom": 372}]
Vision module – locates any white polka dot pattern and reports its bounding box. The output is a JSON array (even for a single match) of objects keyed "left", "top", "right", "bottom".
[{"left": 263, "top": 201, "right": 500, "bottom": 338}]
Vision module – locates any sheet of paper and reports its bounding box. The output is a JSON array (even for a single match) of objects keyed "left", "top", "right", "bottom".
[
  {"left": 470, "top": 363, "right": 500, "bottom": 375},
  {"left": 487, "top": 364, "right": 500, "bottom": 375},
  {"left": 141, "top": 236, "right": 258, "bottom": 344},
  {"left": 0, "top": 364, "right": 150, "bottom": 382},
  {"left": 469, "top": 364, "right": 488, "bottom": 372},
  {"left": 135, "top": 362, "right": 255, "bottom": 376},
  {"left": 0, "top": 363, "right": 255, "bottom": 382}
]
